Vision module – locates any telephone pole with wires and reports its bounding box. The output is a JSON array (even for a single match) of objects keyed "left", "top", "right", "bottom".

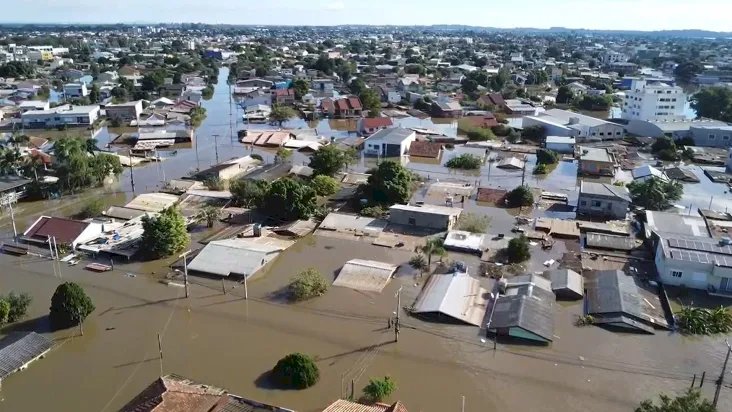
[{"left": 713, "top": 339, "right": 732, "bottom": 408}]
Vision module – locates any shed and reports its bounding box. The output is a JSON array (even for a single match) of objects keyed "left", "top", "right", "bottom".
[
  {"left": 0, "top": 332, "right": 53, "bottom": 384},
  {"left": 104, "top": 206, "right": 147, "bottom": 221},
  {"left": 585, "top": 233, "right": 638, "bottom": 251},
  {"left": 333, "top": 259, "right": 398, "bottom": 292},
  {"left": 545, "top": 269, "right": 583, "bottom": 300},
  {"left": 412, "top": 273, "right": 488, "bottom": 326}
]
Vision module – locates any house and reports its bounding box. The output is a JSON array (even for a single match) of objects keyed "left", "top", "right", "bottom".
[
  {"left": 364, "top": 127, "right": 417, "bottom": 157},
  {"left": 17, "top": 100, "right": 49, "bottom": 113},
  {"left": 432, "top": 99, "right": 463, "bottom": 118},
  {"left": 105, "top": 100, "right": 143, "bottom": 124},
  {"left": 578, "top": 146, "right": 616, "bottom": 176},
  {"left": 97, "top": 71, "right": 119, "bottom": 83},
  {"left": 388, "top": 204, "right": 462, "bottom": 231},
  {"left": 488, "top": 274, "right": 556, "bottom": 344},
  {"left": 545, "top": 136, "right": 576, "bottom": 154},
  {"left": 577, "top": 181, "right": 630, "bottom": 219},
  {"left": 632, "top": 165, "right": 669, "bottom": 182},
  {"left": 443, "top": 230, "right": 485, "bottom": 254},
  {"left": 408, "top": 141, "right": 443, "bottom": 158},
  {"left": 236, "top": 78, "right": 274, "bottom": 89},
  {"left": 321, "top": 96, "right": 362, "bottom": 118},
  {"left": 0, "top": 332, "right": 53, "bottom": 386},
  {"left": 21, "top": 104, "right": 100, "bottom": 128},
  {"left": 121, "top": 374, "right": 295, "bottom": 412},
  {"left": 332, "top": 259, "right": 398, "bottom": 292},
  {"left": 63, "top": 83, "right": 88, "bottom": 98},
  {"left": 322, "top": 399, "right": 409, "bottom": 412},
  {"left": 158, "top": 83, "right": 186, "bottom": 99},
  {"left": 686, "top": 125, "right": 732, "bottom": 148},
  {"left": 523, "top": 109, "right": 625, "bottom": 141},
  {"left": 496, "top": 156, "right": 526, "bottom": 170},
  {"left": 585, "top": 270, "right": 670, "bottom": 333},
  {"left": 504, "top": 99, "right": 538, "bottom": 116},
  {"left": 478, "top": 92, "right": 505, "bottom": 109},
  {"left": 187, "top": 237, "right": 293, "bottom": 279},
  {"left": 461, "top": 113, "right": 499, "bottom": 128},
  {"left": 356, "top": 116, "right": 392, "bottom": 135},
  {"left": 546, "top": 269, "right": 584, "bottom": 300},
  {"left": 412, "top": 272, "right": 488, "bottom": 326},
  {"left": 22, "top": 216, "right": 103, "bottom": 249},
  {"left": 240, "top": 130, "right": 295, "bottom": 147},
  {"left": 193, "top": 155, "right": 261, "bottom": 181},
  {"left": 272, "top": 88, "right": 295, "bottom": 105},
  {"left": 311, "top": 78, "right": 334, "bottom": 94},
  {"left": 0, "top": 176, "right": 32, "bottom": 199}
]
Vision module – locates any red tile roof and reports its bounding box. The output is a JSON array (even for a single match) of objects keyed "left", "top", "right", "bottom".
[
  {"left": 274, "top": 88, "right": 294, "bottom": 97},
  {"left": 361, "top": 117, "right": 393, "bottom": 130},
  {"left": 463, "top": 114, "right": 499, "bottom": 128},
  {"left": 347, "top": 96, "right": 362, "bottom": 110},
  {"left": 408, "top": 141, "right": 443, "bottom": 158},
  {"left": 321, "top": 98, "right": 335, "bottom": 112},
  {"left": 23, "top": 216, "right": 89, "bottom": 244}
]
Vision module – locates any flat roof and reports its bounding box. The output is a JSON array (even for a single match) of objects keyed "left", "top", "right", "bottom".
[
  {"left": 580, "top": 181, "right": 630, "bottom": 202},
  {"left": 333, "top": 259, "right": 398, "bottom": 292},
  {"left": 579, "top": 146, "right": 613, "bottom": 163},
  {"left": 365, "top": 127, "right": 414, "bottom": 144},
  {"left": 188, "top": 237, "right": 292, "bottom": 278},
  {"left": 124, "top": 192, "right": 179, "bottom": 213},
  {"left": 646, "top": 211, "right": 710, "bottom": 238},
  {"left": 389, "top": 203, "right": 462, "bottom": 217},
  {"left": 0, "top": 175, "right": 31, "bottom": 192},
  {"left": 545, "top": 108, "right": 615, "bottom": 127}
]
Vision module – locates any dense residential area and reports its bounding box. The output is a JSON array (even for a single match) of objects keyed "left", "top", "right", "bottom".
[{"left": 0, "top": 21, "right": 732, "bottom": 412}]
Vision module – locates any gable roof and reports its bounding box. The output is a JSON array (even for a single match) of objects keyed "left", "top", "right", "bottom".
[
  {"left": 361, "top": 117, "right": 393, "bottom": 130},
  {"left": 408, "top": 141, "right": 442, "bottom": 158},
  {"left": 579, "top": 181, "right": 631, "bottom": 202},
  {"left": 322, "top": 399, "right": 408, "bottom": 412},
  {"left": 0, "top": 332, "right": 53, "bottom": 380},
  {"left": 366, "top": 127, "right": 414, "bottom": 144},
  {"left": 23, "top": 216, "right": 89, "bottom": 244},
  {"left": 412, "top": 273, "right": 488, "bottom": 326}
]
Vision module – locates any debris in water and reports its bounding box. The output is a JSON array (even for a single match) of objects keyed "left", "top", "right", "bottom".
[{"left": 578, "top": 356, "right": 585, "bottom": 361}]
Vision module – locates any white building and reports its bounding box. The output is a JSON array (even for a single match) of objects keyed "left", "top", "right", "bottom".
[
  {"left": 21, "top": 105, "right": 100, "bottom": 128},
  {"left": 63, "top": 83, "right": 89, "bottom": 98},
  {"left": 364, "top": 127, "right": 417, "bottom": 157},
  {"left": 545, "top": 136, "right": 577, "bottom": 154},
  {"left": 621, "top": 79, "right": 687, "bottom": 122},
  {"left": 523, "top": 109, "right": 625, "bottom": 141}
]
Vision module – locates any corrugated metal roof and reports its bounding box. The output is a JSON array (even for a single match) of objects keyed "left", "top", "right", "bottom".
[
  {"left": 490, "top": 276, "right": 556, "bottom": 342},
  {"left": 23, "top": 216, "right": 89, "bottom": 244},
  {"left": 545, "top": 269, "right": 584, "bottom": 299},
  {"left": 586, "top": 233, "right": 637, "bottom": 251},
  {"left": 321, "top": 399, "right": 389, "bottom": 412},
  {"left": 333, "top": 259, "right": 398, "bottom": 292},
  {"left": 413, "top": 273, "right": 488, "bottom": 326},
  {"left": 187, "top": 238, "right": 291, "bottom": 278},
  {"left": 0, "top": 332, "right": 53, "bottom": 380},
  {"left": 125, "top": 193, "right": 179, "bottom": 213}
]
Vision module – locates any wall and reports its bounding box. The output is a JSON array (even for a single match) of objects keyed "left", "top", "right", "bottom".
[
  {"left": 546, "top": 142, "right": 575, "bottom": 154},
  {"left": 579, "top": 160, "right": 615, "bottom": 176},
  {"left": 587, "top": 123, "right": 625, "bottom": 140},
  {"left": 577, "top": 194, "right": 628, "bottom": 219},
  {"left": 522, "top": 117, "right": 576, "bottom": 137},
  {"left": 389, "top": 209, "right": 456, "bottom": 230},
  {"left": 655, "top": 244, "right": 711, "bottom": 290},
  {"left": 690, "top": 127, "right": 732, "bottom": 148}
]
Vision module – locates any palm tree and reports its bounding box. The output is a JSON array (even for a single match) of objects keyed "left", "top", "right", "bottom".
[
  {"left": 200, "top": 205, "right": 220, "bottom": 228},
  {"left": 409, "top": 254, "right": 428, "bottom": 277},
  {"left": 85, "top": 138, "right": 99, "bottom": 155},
  {"left": 419, "top": 237, "right": 446, "bottom": 266}
]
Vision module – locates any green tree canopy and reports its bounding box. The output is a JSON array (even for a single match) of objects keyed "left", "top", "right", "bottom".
[
  {"left": 506, "top": 185, "right": 534, "bottom": 208},
  {"left": 141, "top": 207, "right": 189, "bottom": 258},
  {"left": 691, "top": 86, "right": 732, "bottom": 122},
  {"left": 292, "top": 79, "right": 310, "bottom": 100},
  {"left": 230, "top": 179, "right": 270, "bottom": 208},
  {"left": 420, "top": 237, "right": 446, "bottom": 266},
  {"left": 360, "top": 88, "right": 382, "bottom": 117},
  {"left": 536, "top": 148, "right": 559, "bottom": 165},
  {"left": 446, "top": 154, "right": 482, "bottom": 170},
  {"left": 636, "top": 389, "right": 715, "bottom": 412},
  {"left": 272, "top": 353, "right": 320, "bottom": 389},
  {"left": 310, "top": 175, "right": 340, "bottom": 196},
  {"left": 364, "top": 160, "right": 412, "bottom": 205},
  {"left": 5, "top": 292, "right": 31, "bottom": 323},
  {"left": 506, "top": 236, "right": 530, "bottom": 263},
  {"left": 263, "top": 178, "right": 317, "bottom": 221},
  {"left": 627, "top": 177, "right": 683, "bottom": 211},
  {"left": 49, "top": 282, "right": 95, "bottom": 329},
  {"left": 362, "top": 376, "right": 397, "bottom": 403},
  {"left": 288, "top": 268, "right": 328, "bottom": 301},
  {"left": 270, "top": 104, "right": 296, "bottom": 125},
  {"left": 308, "top": 145, "right": 347, "bottom": 177}
]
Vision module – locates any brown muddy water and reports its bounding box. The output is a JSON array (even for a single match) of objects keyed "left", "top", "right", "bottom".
[{"left": 1, "top": 234, "right": 731, "bottom": 411}]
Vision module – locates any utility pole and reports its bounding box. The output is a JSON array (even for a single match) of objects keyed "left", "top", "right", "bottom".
[
  {"left": 128, "top": 149, "right": 136, "bottom": 195},
  {"left": 713, "top": 339, "right": 732, "bottom": 408},
  {"left": 485, "top": 291, "right": 501, "bottom": 350},
  {"left": 1, "top": 194, "right": 18, "bottom": 241},
  {"left": 222, "top": 278, "right": 226, "bottom": 295},
  {"left": 394, "top": 286, "right": 402, "bottom": 343},
  {"left": 213, "top": 134, "right": 220, "bottom": 164},
  {"left": 178, "top": 250, "right": 191, "bottom": 298},
  {"left": 47, "top": 235, "right": 55, "bottom": 259},
  {"left": 77, "top": 310, "right": 84, "bottom": 336},
  {"left": 520, "top": 156, "right": 527, "bottom": 187},
  {"left": 244, "top": 274, "right": 248, "bottom": 300},
  {"left": 53, "top": 236, "right": 59, "bottom": 260},
  {"left": 158, "top": 333, "right": 164, "bottom": 376},
  {"left": 194, "top": 128, "right": 200, "bottom": 171}
]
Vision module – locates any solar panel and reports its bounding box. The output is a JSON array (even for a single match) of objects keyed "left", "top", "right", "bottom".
[{"left": 667, "top": 238, "right": 732, "bottom": 256}]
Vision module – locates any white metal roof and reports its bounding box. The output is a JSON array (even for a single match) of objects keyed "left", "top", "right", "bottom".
[
  {"left": 413, "top": 273, "right": 488, "bottom": 326},
  {"left": 333, "top": 259, "right": 398, "bottom": 292}
]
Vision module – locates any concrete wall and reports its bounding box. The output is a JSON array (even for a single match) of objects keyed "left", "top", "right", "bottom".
[
  {"left": 655, "top": 244, "right": 711, "bottom": 290},
  {"left": 577, "top": 194, "right": 628, "bottom": 219},
  {"left": 389, "top": 209, "right": 458, "bottom": 230},
  {"left": 579, "top": 160, "right": 615, "bottom": 176},
  {"left": 689, "top": 126, "right": 732, "bottom": 148}
]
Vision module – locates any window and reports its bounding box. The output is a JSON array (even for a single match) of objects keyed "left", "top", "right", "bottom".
[
  {"left": 592, "top": 200, "right": 602, "bottom": 207},
  {"left": 725, "top": 136, "right": 730, "bottom": 140},
  {"left": 672, "top": 270, "right": 682, "bottom": 278},
  {"left": 709, "top": 134, "right": 716, "bottom": 140},
  {"left": 616, "top": 131, "right": 622, "bottom": 135},
  {"left": 580, "top": 200, "right": 587, "bottom": 206}
]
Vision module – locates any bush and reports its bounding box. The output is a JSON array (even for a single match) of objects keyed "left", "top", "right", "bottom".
[
  {"left": 491, "top": 124, "right": 511, "bottom": 137},
  {"left": 360, "top": 205, "right": 387, "bottom": 218},
  {"left": 506, "top": 185, "right": 534, "bottom": 207},
  {"left": 250, "top": 153, "right": 263, "bottom": 161},
  {"left": 676, "top": 305, "right": 732, "bottom": 335},
  {"left": 288, "top": 268, "right": 328, "bottom": 301},
  {"left": 521, "top": 125, "right": 545, "bottom": 141},
  {"left": 141, "top": 207, "right": 189, "bottom": 259},
  {"left": 204, "top": 177, "right": 227, "bottom": 191},
  {"left": 456, "top": 213, "right": 490, "bottom": 233},
  {"left": 310, "top": 175, "right": 340, "bottom": 196},
  {"left": 363, "top": 376, "right": 397, "bottom": 403},
  {"left": 272, "top": 353, "right": 320, "bottom": 389},
  {"left": 5, "top": 292, "right": 31, "bottom": 323},
  {"left": 506, "top": 236, "right": 530, "bottom": 263},
  {"left": 78, "top": 198, "right": 105, "bottom": 219},
  {"left": 536, "top": 148, "right": 559, "bottom": 165},
  {"left": 533, "top": 163, "right": 547, "bottom": 174},
  {"left": 49, "top": 282, "right": 95, "bottom": 329},
  {"left": 0, "top": 299, "right": 9, "bottom": 324},
  {"left": 445, "top": 154, "right": 482, "bottom": 170}
]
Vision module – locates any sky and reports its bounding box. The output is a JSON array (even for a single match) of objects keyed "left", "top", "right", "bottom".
[{"left": 5, "top": 0, "right": 732, "bottom": 32}]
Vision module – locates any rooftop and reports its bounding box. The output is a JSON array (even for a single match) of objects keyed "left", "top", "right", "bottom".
[
  {"left": 579, "top": 181, "right": 630, "bottom": 202},
  {"left": 332, "top": 259, "right": 398, "bottom": 292},
  {"left": 365, "top": 127, "right": 415, "bottom": 144},
  {"left": 579, "top": 146, "right": 613, "bottom": 163},
  {"left": 389, "top": 203, "right": 462, "bottom": 217},
  {"left": 188, "top": 237, "right": 293, "bottom": 278},
  {"left": 412, "top": 273, "right": 488, "bottom": 326},
  {"left": 0, "top": 332, "right": 53, "bottom": 381},
  {"left": 23, "top": 216, "right": 90, "bottom": 244}
]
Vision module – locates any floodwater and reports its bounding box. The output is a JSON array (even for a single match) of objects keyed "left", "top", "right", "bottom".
[{"left": 2, "top": 68, "right": 732, "bottom": 411}]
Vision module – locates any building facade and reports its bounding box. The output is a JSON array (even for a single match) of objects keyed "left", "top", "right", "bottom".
[
  {"left": 21, "top": 105, "right": 100, "bottom": 128},
  {"left": 105, "top": 100, "right": 143, "bottom": 124},
  {"left": 577, "top": 181, "right": 630, "bottom": 219},
  {"left": 621, "top": 79, "right": 687, "bottom": 122}
]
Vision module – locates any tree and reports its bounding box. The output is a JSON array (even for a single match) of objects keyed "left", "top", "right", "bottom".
[
  {"left": 690, "top": 86, "right": 732, "bottom": 122},
  {"left": 674, "top": 61, "right": 704, "bottom": 83},
  {"left": 270, "top": 104, "right": 296, "bottom": 125},
  {"left": 200, "top": 205, "right": 220, "bottom": 228},
  {"left": 263, "top": 178, "right": 317, "bottom": 221},
  {"left": 446, "top": 154, "right": 482, "bottom": 169},
  {"left": 362, "top": 376, "right": 397, "bottom": 403},
  {"left": 627, "top": 177, "right": 683, "bottom": 211},
  {"left": 420, "top": 237, "right": 446, "bottom": 266},
  {"left": 506, "top": 185, "right": 534, "bottom": 208},
  {"left": 536, "top": 148, "right": 559, "bottom": 165},
  {"left": 573, "top": 94, "right": 612, "bottom": 111},
  {"left": 78, "top": 198, "right": 105, "bottom": 219},
  {"left": 636, "top": 389, "right": 715, "bottom": 412},
  {"left": 140, "top": 207, "right": 189, "bottom": 258},
  {"left": 556, "top": 85, "right": 574, "bottom": 104},
  {"left": 409, "top": 254, "right": 428, "bottom": 275},
  {"left": 309, "top": 145, "right": 347, "bottom": 177},
  {"left": 651, "top": 137, "right": 680, "bottom": 160},
  {"left": 275, "top": 147, "right": 292, "bottom": 164},
  {"left": 5, "top": 292, "right": 31, "bottom": 323},
  {"left": 0, "top": 61, "right": 35, "bottom": 78},
  {"left": 456, "top": 213, "right": 490, "bottom": 233},
  {"left": 272, "top": 353, "right": 320, "bottom": 389},
  {"left": 49, "top": 282, "right": 95, "bottom": 329},
  {"left": 141, "top": 69, "right": 166, "bottom": 91},
  {"left": 506, "top": 236, "right": 530, "bottom": 263},
  {"left": 292, "top": 79, "right": 310, "bottom": 100},
  {"left": 461, "top": 78, "right": 479, "bottom": 96},
  {"left": 0, "top": 299, "right": 9, "bottom": 324},
  {"left": 230, "top": 179, "right": 270, "bottom": 208},
  {"left": 360, "top": 88, "right": 382, "bottom": 117},
  {"left": 288, "top": 268, "right": 328, "bottom": 301},
  {"left": 546, "top": 46, "right": 562, "bottom": 59},
  {"left": 189, "top": 107, "right": 207, "bottom": 127},
  {"left": 364, "top": 161, "right": 413, "bottom": 205},
  {"left": 310, "top": 175, "right": 340, "bottom": 196},
  {"left": 522, "top": 125, "right": 546, "bottom": 141}
]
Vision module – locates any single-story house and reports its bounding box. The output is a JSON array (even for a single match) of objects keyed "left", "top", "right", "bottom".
[
  {"left": 187, "top": 237, "right": 293, "bottom": 279},
  {"left": 443, "top": 230, "right": 485, "bottom": 254},
  {"left": 496, "top": 156, "right": 525, "bottom": 170},
  {"left": 0, "top": 176, "right": 32, "bottom": 199},
  {"left": 408, "top": 141, "right": 443, "bottom": 158},
  {"left": 412, "top": 272, "right": 488, "bottom": 326},
  {"left": 358, "top": 117, "right": 394, "bottom": 136},
  {"left": 545, "top": 136, "right": 577, "bottom": 154},
  {"left": 488, "top": 274, "right": 555, "bottom": 344},
  {"left": 631, "top": 165, "right": 669, "bottom": 183},
  {"left": 578, "top": 146, "right": 616, "bottom": 176},
  {"left": 545, "top": 269, "right": 583, "bottom": 300},
  {"left": 322, "top": 399, "right": 409, "bottom": 412},
  {"left": 239, "top": 130, "right": 295, "bottom": 147},
  {"left": 431, "top": 100, "right": 463, "bottom": 118},
  {"left": 105, "top": 100, "right": 143, "bottom": 124},
  {"left": 332, "top": 259, "right": 398, "bottom": 292},
  {"left": 389, "top": 204, "right": 462, "bottom": 231},
  {"left": 0, "top": 332, "right": 53, "bottom": 386},
  {"left": 193, "top": 155, "right": 261, "bottom": 181},
  {"left": 321, "top": 96, "right": 362, "bottom": 118},
  {"left": 364, "top": 127, "right": 417, "bottom": 157},
  {"left": 23, "top": 216, "right": 103, "bottom": 248},
  {"left": 576, "top": 181, "right": 631, "bottom": 220}
]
